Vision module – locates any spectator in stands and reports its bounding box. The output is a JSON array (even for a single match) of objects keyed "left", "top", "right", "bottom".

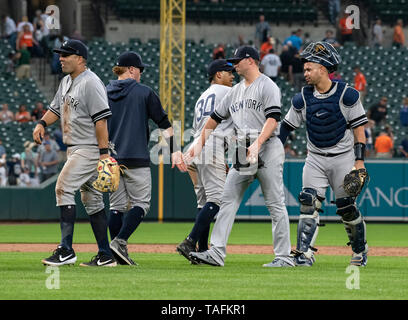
[
  {"left": 364, "top": 120, "right": 375, "bottom": 158},
  {"left": 260, "top": 48, "right": 281, "bottom": 82},
  {"left": 393, "top": 19, "right": 405, "bottom": 48},
  {"left": 339, "top": 13, "right": 353, "bottom": 44},
  {"left": 400, "top": 97, "right": 408, "bottom": 127},
  {"left": 0, "top": 158, "right": 6, "bottom": 186},
  {"left": 212, "top": 43, "right": 225, "bottom": 60},
  {"left": 7, "top": 153, "right": 22, "bottom": 185},
  {"left": 372, "top": 18, "right": 384, "bottom": 47},
  {"left": 31, "top": 102, "right": 46, "bottom": 121},
  {"left": 280, "top": 44, "right": 294, "bottom": 82},
  {"left": 328, "top": 0, "right": 340, "bottom": 25},
  {"left": 17, "top": 16, "right": 34, "bottom": 33},
  {"left": 375, "top": 128, "right": 394, "bottom": 158},
  {"left": 5, "top": 51, "right": 18, "bottom": 75},
  {"left": 34, "top": 19, "right": 49, "bottom": 43},
  {"left": 15, "top": 104, "right": 31, "bottom": 123},
  {"left": 368, "top": 97, "right": 388, "bottom": 125},
  {"left": 18, "top": 167, "right": 31, "bottom": 186},
  {"left": 37, "top": 133, "right": 60, "bottom": 178},
  {"left": 398, "top": 138, "right": 408, "bottom": 158},
  {"left": 0, "top": 138, "right": 6, "bottom": 161},
  {"left": 70, "top": 30, "right": 85, "bottom": 43},
  {"left": 21, "top": 141, "right": 38, "bottom": 179},
  {"left": 329, "top": 70, "right": 342, "bottom": 81},
  {"left": 0, "top": 103, "right": 14, "bottom": 123},
  {"left": 255, "top": 14, "right": 270, "bottom": 48},
  {"left": 289, "top": 50, "right": 304, "bottom": 92},
  {"left": 16, "top": 24, "right": 41, "bottom": 57},
  {"left": 353, "top": 66, "right": 367, "bottom": 103},
  {"left": 283, "top": 29, "right": 303, "bottom": 51},
  {"left": 322, "top": 29, "right": 340, "bottom": 48},
  {"left": 33, "top": 9, "right": 49, "bottom": 28},
  {"left": 1, "top": 14, "right": 17, "bottom": 40},
  {"left": 284, "top": 143, "right": 297, "bottom": 158},
  {"left": 38, "top": 140, "right": 59, "bottom": 182},
  {"left": 53, "top": 125, "right": 67, "bottom": 163},
  {"left": 260, "top": 37, "right": 275, "bottom": 61},
  {"left": 15, "top": 43, "right": 31, "bottom": 80}
]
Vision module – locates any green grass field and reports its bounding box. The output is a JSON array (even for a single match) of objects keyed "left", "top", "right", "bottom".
[{"left": 0, "top": 222, "right": 408, "bottom": 300}]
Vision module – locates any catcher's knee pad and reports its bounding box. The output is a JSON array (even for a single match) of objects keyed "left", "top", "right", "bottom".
[
  {"left": 336, "top": 197, "right": 368, "bottom": 254},
  {"left": 298, "top": 188, "right": 322, "bottom": 215},
  {"left": 296, "top": 188, "right": 322, "bottom": 255}
]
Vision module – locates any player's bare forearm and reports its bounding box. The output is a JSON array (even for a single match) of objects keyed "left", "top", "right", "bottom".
[
  {"left": 200, "top": 118, "right": 218, "bottom": 148},
  {"left": 353, "top": 125, "right": 366, "bottom": 169},
  {"left": 257, "top": 118, "right": 278, "bottom": 146},
  {"left": 95, "top": 119, "right": 109, "bottom": 159}
]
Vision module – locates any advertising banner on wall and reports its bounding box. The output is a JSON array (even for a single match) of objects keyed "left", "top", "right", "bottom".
[{"left": 237, "top": 159, "right": 408, "bottom": 221}]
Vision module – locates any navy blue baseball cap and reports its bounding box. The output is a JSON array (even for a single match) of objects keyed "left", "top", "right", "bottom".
[
  {"left": 116, "top": 51, "right": 149, "bottom": 72},
  {"left": 227, "top": 46, "right": 260, "bottom": 63},
  {"left": 54, "top": 39, "right": 88, "bottom": 60},
  {"left": 207, "top": 59, "right": 235, "bottom": 76}
]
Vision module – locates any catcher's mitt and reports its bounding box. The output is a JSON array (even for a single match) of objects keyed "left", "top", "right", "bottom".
[
  {"left": 343, "top": 168, "right": 369, "bottom": 197},
  {"left": 92, "top": 157, "right": 121, "bottom": 193}
]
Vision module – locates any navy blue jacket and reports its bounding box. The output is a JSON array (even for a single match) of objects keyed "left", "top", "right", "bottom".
[{"left": 106, "top": 79, "right": 171, "bottom": 167}]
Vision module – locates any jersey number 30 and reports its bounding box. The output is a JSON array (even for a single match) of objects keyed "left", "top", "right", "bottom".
[{"left": 196, "top": 93, "right": 215, "bottom": 122}]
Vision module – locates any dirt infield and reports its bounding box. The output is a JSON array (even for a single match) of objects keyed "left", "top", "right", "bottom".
[{"left": 0, "top": 243, "right": 408, "bottom": 256}]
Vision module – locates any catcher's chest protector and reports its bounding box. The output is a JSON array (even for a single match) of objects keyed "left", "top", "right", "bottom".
[{"left": 303, "top": 82, "right": 348, "bottom": 148}]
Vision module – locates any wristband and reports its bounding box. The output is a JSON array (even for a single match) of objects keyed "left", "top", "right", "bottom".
[
  {"left": 38, "top": 119, "right": 47, "bottom": 128},
  {"left": 99, "top": 148, "right": 109, "bottom": 155},
  {"left": 354, "top": 142, "right": 365, "bottom": 161}
]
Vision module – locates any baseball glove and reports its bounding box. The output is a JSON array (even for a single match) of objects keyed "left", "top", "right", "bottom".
[
  {"left": 343, "top": 168, "right": 369, "bottom": 197},
  {"left": 92, "top": 157, "right": 121, "bottom": 193}
]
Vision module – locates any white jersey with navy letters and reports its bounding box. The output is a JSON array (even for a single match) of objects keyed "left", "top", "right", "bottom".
[{"left": 192, "top": 83, "right": 233, "bottom": 140}]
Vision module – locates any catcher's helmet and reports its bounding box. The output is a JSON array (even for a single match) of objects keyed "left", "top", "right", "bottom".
[{"left": 300, "top": 41, "right": 341, "bottom": 73}]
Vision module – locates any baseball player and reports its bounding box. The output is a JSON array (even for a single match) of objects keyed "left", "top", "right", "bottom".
[
  {"left": 279, "top": 41, "right": 369, "bottom": 267},
  {"left": 176, "top": 59, "right": 234, "bottom": 262},
  {"left": 106, "top": 51, "right": 187, "bottom": 265},
  {"left": 33, "top": 39, "right": 117, "bottom": 267},
  {"left": 187, "top": 46, "right": 294, "bottom": 267}
]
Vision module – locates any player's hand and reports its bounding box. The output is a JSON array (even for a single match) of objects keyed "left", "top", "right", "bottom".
[
  {"left": 99, "top": 154, "right": 110, "bottom": 161},
  {"left": 247, "top": 141, "right": 260, "bottom": 164},
  {"left": 354, "top": 160, "right": 365, "bottom": 170},
  {"left": 184, "top": 142, "right": 203, "bottom": 164},
  {"left": 33, "top": 124, "right": 45, "bottom": 145},
  {"left": 172, "top": 151, "right": 187, "bottom": 172}
]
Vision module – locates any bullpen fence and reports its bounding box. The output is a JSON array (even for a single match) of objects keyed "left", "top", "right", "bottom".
[{"left": 0, "top": 159, "right": 407, "bottom": 221}]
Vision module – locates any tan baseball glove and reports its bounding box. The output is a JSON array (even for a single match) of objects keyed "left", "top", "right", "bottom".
[{"left": 92, "top": 157, "right": 121, "bottom": 193}]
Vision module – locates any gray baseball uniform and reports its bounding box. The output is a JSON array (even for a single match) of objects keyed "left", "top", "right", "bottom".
[
  {"left": 204, "top": 74, "right": 292, "bottom": 266},
  {"left": 48, "top": 69, "right": 112, "bottom": 215},
  {"left": 283, "top": 82, "right": 367, "bottom": 199},
  {"left": 191, "top": 84, "right": 233, "bottom": 207}
]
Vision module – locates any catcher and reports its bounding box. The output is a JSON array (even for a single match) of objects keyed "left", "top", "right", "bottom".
[
  {"left": 33, "top": 39, "right": 117, "bottom": 267},
  {"left": 106, "top": 51, "right": 186, "bottom": 265},
  {"left": 279, "top": 41, "right": 369, "bottom": 267}
]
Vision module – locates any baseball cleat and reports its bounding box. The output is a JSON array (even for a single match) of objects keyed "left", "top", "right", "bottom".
[
  {"left": 263, "top": 257, "right": 295, "bottom": 268},
  {"left": 110, "top": 238, "right": 137, "bottom": 266},
  {"left": 79, "top": 254, "right": 117, "bottom": 267},
  {"left": 42, "top": 246, "right": 77, "bottom": 266},
  {"left": 189, "top": 251, "right": 222, "bottom": 266},
  {"left": 176, "top": 237, "right": 196, "bottom": 263},
  {"left": 350, "top": 252, "right": 367, "bottom": 267},
  {"left": 293, "top": 253, "right": 315, "bottom": 267}
]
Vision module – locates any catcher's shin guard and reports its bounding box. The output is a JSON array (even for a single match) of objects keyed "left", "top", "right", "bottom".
[
  {"left": 336, "top": 197, "right": 368, "bottom": 254},
  {"left": 296, "top": 188, "right": 322, "bottom": 257}
]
